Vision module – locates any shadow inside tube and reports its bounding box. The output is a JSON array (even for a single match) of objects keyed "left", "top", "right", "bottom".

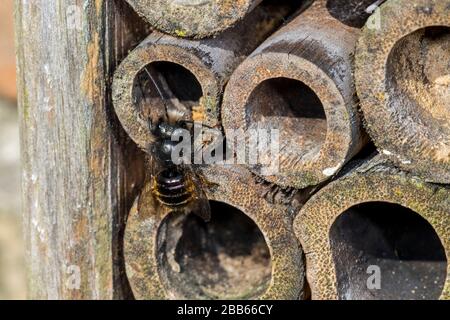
[
  {"left": 157, "top": 201, "right": 272, "bottom": 300},
  {"left": 133, "top": 61, "right": 204, "bottom": 123},
  {"left": 326, "top": 0, "right": 387, "bottom": 28},
  {"left": 245, "top": 77, "right": 327, "bottom": 163},
  {"left": 330, "top": 202, "right": 447, "bottom": 300}
]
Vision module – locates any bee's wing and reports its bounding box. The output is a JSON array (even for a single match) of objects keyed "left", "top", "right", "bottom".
[
  {"left": 146, "top": 149, "right": 157, "bottom": 182},
  {"left": 144, "top": 152, "right": 175, "bottom": 218},
  {"left": 185, "top": 166, "right": 211, "bottom": 222},
  {"left": 137, "top": 179, "right": 172, "bottom": 219}
]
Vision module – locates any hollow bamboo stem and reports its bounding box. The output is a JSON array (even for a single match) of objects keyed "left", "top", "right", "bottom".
[
  {"left": 113, "top": 1, "right": 300, "bottom": 151},
  {"left": 124, "top": 165, "right": 305, "bottom": 300},
  {"left": 125, "top": 0, "right": 263, "bottom": 39},
  {"left": 355, "top": 0, "right": 450, "bottom": 183},
  {"left": 222, "top": 0, "right": 372, "bottom": 189},
  {"left": 294, "top": 155, "right": 450, "bottom": 300}
]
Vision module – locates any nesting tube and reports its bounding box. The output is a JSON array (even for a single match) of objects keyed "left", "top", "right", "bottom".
[
  {"left": 222, "top": 0, "right": 372, "bottom": 189},
  {"left": 124, "top": 165, "right": 305, "bottom": 300},
  {"left": 355, "top": 0, "right": 450, "bottom": 183},
  {"left": 125, "top": 0, "right": 264, "bottom": 39},
  {"left": 113, "top": 1, "right": 300, "bottom": 151},
  {"left": 294, "top": 155, "right": 450, "bottom": 300}
]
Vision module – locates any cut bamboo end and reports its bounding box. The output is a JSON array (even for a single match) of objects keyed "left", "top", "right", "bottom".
[
  {"left": 113, "top": 2, "right": 300, "bottom": 150},
  {"left": 124, "top": 165, "right": 305, "bottom": 300},
  {"left": 222, "top": 0, "right": 368, "bottom": 189},
  {"left": 125, "top": 0, "right": 263, "bottom": 39},
  {"left": 294, "top": 156, "right": 450, "bottom": 300},
  {"left": 112, "top": 33, "right": 217, "bottom": 150},
  {"left": 355, "top": 0, "right": 450, "bottom": 183}
]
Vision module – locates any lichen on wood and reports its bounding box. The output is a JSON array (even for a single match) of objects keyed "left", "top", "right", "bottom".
[{"left": 125, "top": 0, "right": 263, "bottom": 39}]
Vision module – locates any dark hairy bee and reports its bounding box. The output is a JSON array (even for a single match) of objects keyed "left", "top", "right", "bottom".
[{"left": 138, "top": 66, "right": 211, "bottom": 222}]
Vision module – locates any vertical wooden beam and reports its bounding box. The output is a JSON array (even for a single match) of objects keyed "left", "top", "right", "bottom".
[{"left": 16, "top": 0, "right": 149, "bottom": 299}]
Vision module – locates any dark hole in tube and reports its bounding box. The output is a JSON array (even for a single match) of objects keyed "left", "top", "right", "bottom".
[
  {"left": 245, "top": 77, "right": 327, "bottom": 162},
  {"left": 330, "top": 202, "right": 447, "bottom": 300},
  {"left": 158, "top": 201, "right": 272, "bottom": 299},
  {"left": 246, "top": 77, "right": 326, "bottom": 121},
  {"left": 326, "top": 0, "right": 386, "bottom": 28},
  {"left": 133, "top": 61, "right": 203, "bottom": 121}
]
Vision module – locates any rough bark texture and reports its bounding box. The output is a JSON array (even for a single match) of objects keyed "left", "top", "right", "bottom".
[{"left": 16, "top": 0, "right": 150, "bottom": 299}]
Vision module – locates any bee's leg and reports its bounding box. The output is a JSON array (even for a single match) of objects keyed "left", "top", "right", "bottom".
[
  {"left": 147, "top": 116, "right": 158, "bottom": 135},
  {"left": 255, "top": 175, "right": 298, "bottom": 205}
]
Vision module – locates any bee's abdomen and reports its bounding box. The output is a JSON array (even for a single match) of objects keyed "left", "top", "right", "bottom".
[{"left": 153, "top": 169, "right": 193, "bottom": 207}]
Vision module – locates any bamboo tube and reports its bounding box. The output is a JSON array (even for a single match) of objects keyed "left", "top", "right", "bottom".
[
  {"left": 113, "top": 1, "right": 300, "bottom": 151},
  {"left": 294, "top": 155, "right": 450, "bottom": 300},
  {"left": 355, "top": 0, "right": 450, "bottom": 183},
  {"left": 222, "top": 0, "right": 372, "bottom": 189},
  {"left": 124, "top": 165, "right": 305, "bottom": 300},
  {"left": 125, "top": 0, "right": 263, "bottom": 39}
]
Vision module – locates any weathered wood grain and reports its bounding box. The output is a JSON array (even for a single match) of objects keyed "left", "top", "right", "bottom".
[{"left": 16, "top": 0, "right": 150, "bottom": 299}]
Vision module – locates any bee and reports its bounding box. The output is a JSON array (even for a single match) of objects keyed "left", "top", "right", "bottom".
[{"left": 137, "top": 65, "right": 212, "bottom": 222}]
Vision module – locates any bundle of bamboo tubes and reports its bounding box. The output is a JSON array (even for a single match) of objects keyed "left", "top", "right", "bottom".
[{"left": 112, "top": 0, "right": 449, "bottom": 300}]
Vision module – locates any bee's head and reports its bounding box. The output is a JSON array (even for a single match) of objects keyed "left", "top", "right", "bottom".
[
  {"left": 153, "top": 120, "right": 191, "bottom": 138},
  {"left": 148, "top": 118, "right": 177, "bottom": 139}
]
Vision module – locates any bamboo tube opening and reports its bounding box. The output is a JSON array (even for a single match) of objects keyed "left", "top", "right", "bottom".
[
  {"left": 245, "top": 77, "right": 327, "bottom": 165},
  {"left": 133, "top": 61, "right": 204, "bottom": 123},
  {"left": 222, "top": 0, "right": 368, "bottom": 189},
  {"left": 355, "top": 0, "right": 450, "bottom": 183},
  {"left": 158, "top": 201, "right": 272, "bottom": 300},
  {"left": 386, "top": 26, "right": 450, "bottom": 139},
  {"left": 330, "top": 201, "right": 447, "bottom": 300},
  {"left": 294, "top": 157, "right": 450, "bottom": 300},
  {"left": 124, "top": 165, "right": 304, "bottom": 300}
]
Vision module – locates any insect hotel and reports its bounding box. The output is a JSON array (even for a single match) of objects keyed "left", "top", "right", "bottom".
[{"left": 16, "top": 0, "right": 449, "bottom": 300}]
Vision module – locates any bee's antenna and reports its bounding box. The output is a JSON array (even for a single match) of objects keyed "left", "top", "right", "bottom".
[
  {"left": 136, "top": 77, "right": 157, "bottom": 135},
  {"left": 178, "top": 119, "right": 216, "bottom": 130},
  {"left": 144, "top": 66, "right": 170, "bottom": 122}
]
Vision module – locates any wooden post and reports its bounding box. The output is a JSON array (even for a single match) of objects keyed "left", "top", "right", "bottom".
[{"left": 15, "top": 0, "right": 150, "bottom": 299}]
